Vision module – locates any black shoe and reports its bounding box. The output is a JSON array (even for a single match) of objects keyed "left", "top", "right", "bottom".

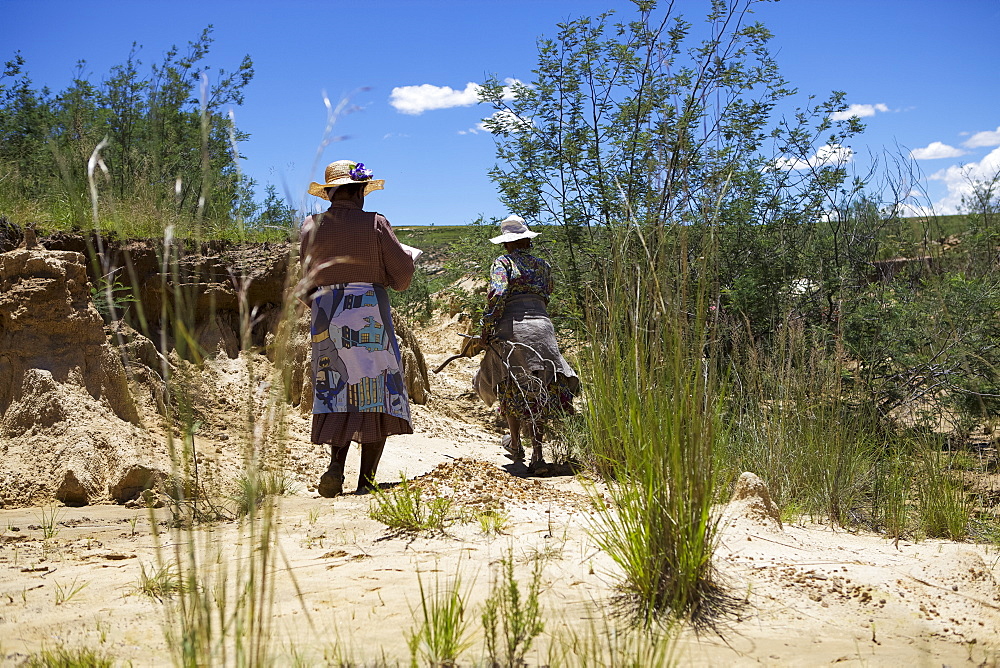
[{"left": 318, "top": 462, "right": 345, "bottom": 498}]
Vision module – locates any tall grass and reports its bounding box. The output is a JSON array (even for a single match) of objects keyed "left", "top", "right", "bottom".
[
  {"left": 915, "top": 441, "right": 976, "bottom": 539},
  {"left": 546, "top": 615, "right": 676, "bottom": 667},
  {"left": 582, "top": 222, "right": 730, "bottom": 627},
  {"left": 140, "top": 276, "right": 271, "bottom": 665},
  {"left": 870, "top": 453, "right": 913, "bottom": 540},
  {"left": 147, "top": 233, "right": 305, "bottom": 666},
  {"left": 720, "top": 321, "right": 889, "bottom": 526},
  {"left": 719, "top": 318, "right": 979, "bottom": 540}
]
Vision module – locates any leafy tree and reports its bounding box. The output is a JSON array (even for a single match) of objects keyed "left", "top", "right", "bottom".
[
  {"left": 0, "top": 53, "right": 55, "bottom": 198},
  {"left": 478, "top": 0, "right": 867, "bottom": 336},
  {"left": 144, "top": 27, "right": 254, "bottom": 219},
  {"left": 252, "top": 183, "right": 298, "bottom": 234},
  {"left": 101, "top": 45, "right": 148, "bottom": 198},
  {"left": 0, "top": 27, "right": 255, "bottom": 229}
]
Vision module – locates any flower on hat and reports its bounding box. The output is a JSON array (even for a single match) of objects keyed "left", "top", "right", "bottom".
[{"left": 349, "top": 162, "right": 374, "bottom": 181}]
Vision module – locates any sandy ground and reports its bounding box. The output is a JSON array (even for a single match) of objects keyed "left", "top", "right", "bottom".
[{"left": 2, "top": 314, "right": 1000, "bottom": 666}]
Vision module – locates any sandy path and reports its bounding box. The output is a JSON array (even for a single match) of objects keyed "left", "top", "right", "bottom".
[{"left": 3, "top": 476, "right": 999, "bottom": 666}]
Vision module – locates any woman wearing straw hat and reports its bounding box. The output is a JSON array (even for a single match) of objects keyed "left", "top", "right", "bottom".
[
  {"left": 299, "top": 160, "right": 415, "bottom": 496},
  {"left": 473, "top": 215, "right": 579, "bottom": 474}
]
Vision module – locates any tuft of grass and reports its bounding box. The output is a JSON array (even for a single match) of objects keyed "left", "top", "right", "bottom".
[
  {"left": 25, "top": 646, "right": 112, "bottom": 668},
  {"left": 53, "top": 578, "right": 88, "bottom": 606},
  {"left": 476, "top": 509, "right": 509, "bottom": 536},
  {"left": 135, "top": 562, "right": 186, "bottom": 600},
  {"left": 37, "top": 505, "right": 62, "bottom": 540},
  {"left": 407, "top": 567, "right": 474, "bottom": 667},
  {"left": 308, "top": 507, "right": 322, "bottom": 525},
  {"left": 481, "top": 553, "right": 545, "bottom": 668},
  {"left": 582, "top": 229, "right": 731, "bottom": 627},
  {"left": 233, "top": 468, "right": 296, "bottom": 518},
  {"left": 368, "top": 475, "right": 452, "bottom": 533}
]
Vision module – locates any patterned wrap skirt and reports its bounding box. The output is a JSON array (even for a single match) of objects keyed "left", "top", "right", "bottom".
[
  {"left": 310, "top": 283, "right": 413, "bottom": 444},
  {"left": 473, "top": 294, "right": 579, "bottom": 422}
]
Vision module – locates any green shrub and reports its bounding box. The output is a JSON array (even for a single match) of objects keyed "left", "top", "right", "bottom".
[{"left": 481, "top": 553, "right": 544, "bottom": 668}]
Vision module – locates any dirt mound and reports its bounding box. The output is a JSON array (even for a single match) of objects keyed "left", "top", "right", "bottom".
[
  {"left": 41, "top": 232, "right": 430, "bottom": 405},
  {"left": 722, "top": 471, "right": 783, "bottom": 531},
  {"left": 909, "top": 548, "right": 1000, "bottom": 606},
  {"left": 0, "top": 248, "right": 166, "bottom": 507}
]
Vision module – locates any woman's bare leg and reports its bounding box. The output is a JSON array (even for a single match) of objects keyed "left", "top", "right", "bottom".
[
  {"left": 528, "top": 419, "right": 546, "bottom": 468},
  {"left": 505, "top": 414, "right": 521, "bottom": 450}
]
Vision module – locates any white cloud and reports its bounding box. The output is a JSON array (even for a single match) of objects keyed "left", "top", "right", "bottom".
[
  {"left": 963, "top": 126, "right": 1000, "bottom": 149},
  {"left": 773, "top": 143, "right": 854, "bottom": 171},
  {"left": 457, "top": 120, "right": 491, "bottom": 135},
  {"left": 390, "top": 82, "right": 482, "bottom": 115},
  {"left": 927, "top": 145, "right": 1000, "bottom": 214},
  {"left": 389, "top": 78, "right": 521, "bottom": 115},
  {"left": 459, "top": 110, "right": 534, "bottom": 136},
  {"left": 485, "top": 109, "right": 533, "bottom": 134},
  {"left": 830, "top": 103, "right": 889, "bottom": 121},
  {"left": 457, "top": 118, "right": 489, "bottom": 135},
  {"left": 910, "top": 141, "right": 966, "bottom": 160}
]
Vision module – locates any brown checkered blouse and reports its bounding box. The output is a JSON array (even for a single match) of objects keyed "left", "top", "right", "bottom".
[{"left": 299, "top": 201, "right": 414, "bottom": 295}]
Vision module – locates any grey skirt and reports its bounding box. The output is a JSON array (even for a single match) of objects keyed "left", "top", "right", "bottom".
[{"left": 473, "top": 294, "right": 579, "bottom": 415}]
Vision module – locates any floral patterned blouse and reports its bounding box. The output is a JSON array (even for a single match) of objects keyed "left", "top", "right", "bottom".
[{"left": 480, "top": 248, "right": 553, "bottom": 339}]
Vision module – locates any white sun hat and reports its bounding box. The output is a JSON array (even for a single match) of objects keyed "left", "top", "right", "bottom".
[{"left": 489, "top": 215, "right": 540, "bottom": 244}]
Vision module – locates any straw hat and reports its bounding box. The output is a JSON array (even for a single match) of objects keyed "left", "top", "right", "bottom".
[
  {"left": 489, "top": 215, "right": 540, "bottom": 244},
  {"left": 308, "top": 160, "right": 385, "bottom": 199}
]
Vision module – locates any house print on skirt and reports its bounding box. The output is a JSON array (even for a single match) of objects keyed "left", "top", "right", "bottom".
[{"left": 310, "top": 282, "right": 411, "bottom": 423}]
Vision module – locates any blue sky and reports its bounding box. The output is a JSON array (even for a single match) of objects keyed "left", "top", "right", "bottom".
[{"left": 3, "top": 0, "right": 999, "bottom": 226}]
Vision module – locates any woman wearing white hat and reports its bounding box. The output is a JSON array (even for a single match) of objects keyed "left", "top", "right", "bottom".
[
  {"left": 299, "top": 160, "right": 415, "bottom": 496},
  {"left": 473, "top": 215, "right": 579, "bottom": 474}
]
